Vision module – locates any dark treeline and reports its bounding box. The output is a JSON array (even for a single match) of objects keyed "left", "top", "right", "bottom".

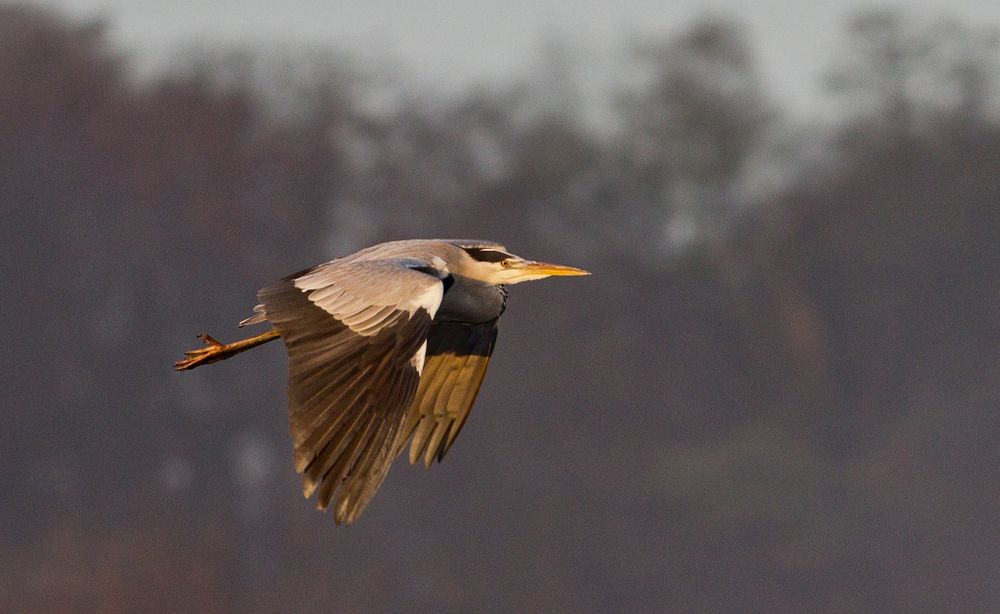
[{"left": 2, "top": 4, "right": 998, "bottom": 612}]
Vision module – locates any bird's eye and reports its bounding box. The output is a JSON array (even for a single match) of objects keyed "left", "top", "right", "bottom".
[{"left": 500, "top": 259, "right": 511, "bottom": 268}]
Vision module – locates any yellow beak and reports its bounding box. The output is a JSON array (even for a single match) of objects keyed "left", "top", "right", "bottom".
[{"left": 520, "top": 261, "right": 591, "bottom": 276}]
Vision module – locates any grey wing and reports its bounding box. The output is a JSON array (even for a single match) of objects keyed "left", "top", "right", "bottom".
[
  {"left": 259, "top": 258, "right": 446, "bottom": 525},
  {"left": 395, "top": 319, "right": 499, "bottom": 468}
]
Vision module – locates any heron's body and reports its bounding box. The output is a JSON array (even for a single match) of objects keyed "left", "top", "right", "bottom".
[{"left": 176, "top": 239, "right": 587, "bottom": 525}]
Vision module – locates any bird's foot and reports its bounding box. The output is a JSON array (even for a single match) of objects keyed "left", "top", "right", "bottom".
[
  {"left": 174, "top": 334, "right": 226, "bottom": 371},
  {"left": 174, "top": 328, "right": 281, "bottom": 371}
]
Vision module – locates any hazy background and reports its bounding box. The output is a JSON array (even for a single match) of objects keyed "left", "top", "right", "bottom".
[{"left": 3, "top": 1, "right": 999, "bottom": 612}]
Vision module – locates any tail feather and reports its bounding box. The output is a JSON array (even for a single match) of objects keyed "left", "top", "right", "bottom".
[{"left": 239, "top": 304, "right": 267, "bottom": 327}]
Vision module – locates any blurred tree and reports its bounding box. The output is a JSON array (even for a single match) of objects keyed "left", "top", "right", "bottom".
[
  {"left": 0, "top": 4, "right": 135, "bottom": 524},
  {"left": 619, "top": 17, "right": 773, "bottom": 252},
  {"left": 0, "top": 6, "right": 357, "bottom": 610},
  {"left": 827, "top": 8, "right": 1000, "bottom": 141}
]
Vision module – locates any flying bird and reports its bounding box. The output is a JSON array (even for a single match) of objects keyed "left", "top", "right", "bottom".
[{"left": 175, "top": 239, "right": 589, "bottom": 525}]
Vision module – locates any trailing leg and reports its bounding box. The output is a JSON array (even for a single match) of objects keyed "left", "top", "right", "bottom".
[{"left": 174, "top": 329, "right": 280, "bottom": 371}]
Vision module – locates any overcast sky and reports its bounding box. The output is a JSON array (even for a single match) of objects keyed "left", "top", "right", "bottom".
[{"left": 24, "top": 0, "right": 1000, "bottom": 114}]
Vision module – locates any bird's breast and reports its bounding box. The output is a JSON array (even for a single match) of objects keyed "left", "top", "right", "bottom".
[{"left": 435, "top": 276, "right": 505, "bottom": 323}]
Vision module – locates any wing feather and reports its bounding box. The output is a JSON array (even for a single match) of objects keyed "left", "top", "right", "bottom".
[
  {"left": 259, "top": 257, "right": 446, "bottom": 525},
  {"left": 395, "top": 319, "right": 499, "bottom": 468}
]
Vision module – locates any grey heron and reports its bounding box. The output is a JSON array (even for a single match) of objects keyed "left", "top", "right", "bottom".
[{"left": 175, "top": 239, "right": 589, "bottom": 525}]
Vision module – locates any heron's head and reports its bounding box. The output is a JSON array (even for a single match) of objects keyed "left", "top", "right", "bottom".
[{"left": 458, "top": 245, "right": 590, "bottom": 285}]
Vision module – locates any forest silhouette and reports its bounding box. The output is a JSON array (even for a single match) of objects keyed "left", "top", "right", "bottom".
[{"left": 2, "top": 4, "right": 998, "bottom": 612}]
